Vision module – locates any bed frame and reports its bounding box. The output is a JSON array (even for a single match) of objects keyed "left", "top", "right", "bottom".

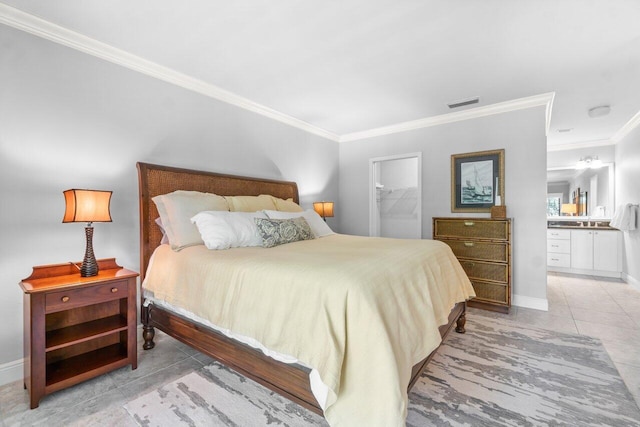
[{"left": 137, "top": 161, "right": 467, "bottom": 415}]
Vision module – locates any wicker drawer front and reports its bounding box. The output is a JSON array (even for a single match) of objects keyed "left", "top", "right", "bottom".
[
  {"left": 440, "top": 239, "right": 508, "bottom": 263},
  {"left": 434, "top": 219, "right": 509, "bottom": 241},
  {"left": 459, "top": 260, "right": 508, "bottom": 283},
  {"left": 471, "top": 280, "right": 509, "bottom": 305}
]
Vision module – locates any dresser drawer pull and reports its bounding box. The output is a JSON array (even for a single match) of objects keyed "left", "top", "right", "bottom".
[
  {"left": 551, "top": 245, "right": 559, "bottom": 248},
  {"left": 111, "top": 287, "right": 118, "bottom": 293},
  {"left": 464, "top": 221, "right": 475, "bottom": 227},
  {"left": 464, "top": 242, "right": 475, "bottom": 247},
  {"left": 61, "top": 296, "right": 70, "bottom": 303},
  {"left": 464, "top": 262, "right": 476, "bottom": 268}
]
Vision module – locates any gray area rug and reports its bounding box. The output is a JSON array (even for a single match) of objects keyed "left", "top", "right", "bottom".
[{"left": 124, "top": 316, "right": 640, "bottom": 426}]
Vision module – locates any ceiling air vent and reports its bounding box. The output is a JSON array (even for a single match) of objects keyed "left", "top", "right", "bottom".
[{"left": 447, "top": 97, "right": 480, "bottom": 109}]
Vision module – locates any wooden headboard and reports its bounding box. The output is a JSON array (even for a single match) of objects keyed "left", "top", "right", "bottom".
[{"left": 137, "top": 162, "right": 299, "bottom": 281}]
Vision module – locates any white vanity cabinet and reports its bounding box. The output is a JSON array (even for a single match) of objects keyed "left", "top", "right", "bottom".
[
  {"left": 570, "top": 229, "right": 622, "bottom": 276},
  {"left": 548, "top": 227, "right": 622, "bottom": 278}
]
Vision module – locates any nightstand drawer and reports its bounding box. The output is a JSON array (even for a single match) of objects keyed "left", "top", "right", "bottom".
[
  {"left": 439, "top": 239, "right": 508, "bottom": 263},
  {"left": 45, "top": 280, "right": 129, "bottom": 313}
]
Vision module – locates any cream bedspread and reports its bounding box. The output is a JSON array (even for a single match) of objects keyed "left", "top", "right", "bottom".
[{"left": 143, "top": 234, "right": 475, "bottom": 426}]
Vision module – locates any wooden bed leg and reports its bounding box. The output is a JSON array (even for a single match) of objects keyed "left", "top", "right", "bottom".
[
  {"left": 143, "top": 325, "right": 155, "bottom": 350},
  {"left": 455, "top": 311, "right": 466, "bottom": 334},
  {"left": 141, "top": 303, "right": 155, "bottom": 350}
]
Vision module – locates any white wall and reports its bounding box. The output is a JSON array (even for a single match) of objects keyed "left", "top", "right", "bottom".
[
  {"left": 0, "top": 26, "right": 338, "bottom": 377},
  {"left": 339, "top": 107, "right": 548, "bottom": 306},
  {"left": 615, "top": 126, "right": 640, "bottom": 289}
]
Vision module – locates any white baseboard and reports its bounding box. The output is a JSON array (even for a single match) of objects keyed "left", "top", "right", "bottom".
[
  {"left": 623, "top": 272, "right": 640, "bottom": 291},
  {"left": 0, "top": 358, "right": 23, "bottom": 387},
  {"left": 513, "top": 294, "right": 549, "bottom": 311}
]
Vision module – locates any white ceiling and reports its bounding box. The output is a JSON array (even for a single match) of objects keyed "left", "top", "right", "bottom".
[{"left": 3, "top": 0, "right": 640, "bottom": 148}]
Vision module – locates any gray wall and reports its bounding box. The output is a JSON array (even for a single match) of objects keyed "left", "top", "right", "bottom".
[
  {"left": 338, "top": 107, "right": 549, "bottom": 303},
  {"left": 615, "top": 125, "right": 640, "bottom": 288},
  {"left": 0, "top": 26, "right": 338, "bottom": 370}
]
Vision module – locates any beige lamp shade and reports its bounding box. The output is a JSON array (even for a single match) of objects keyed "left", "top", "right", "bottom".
[
  {"left": 560, "top": 203, "right": 577, "bottom": 216},
  {"left": 63, "top": 189, "right": 112, "bottom": 223},
  {"left": 313, "top": 201, "right": 334, "bottom": 218}
]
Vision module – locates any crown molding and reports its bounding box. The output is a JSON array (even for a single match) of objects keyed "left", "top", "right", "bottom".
[
  {"left": 611, "top": 109, "right": 640, "bottom": 143},
  {"left": 339, "top": 92, "right": 555, "bottom": 143},
  {"left": 0, "top": 3, "right": 340, "bottom": 142}
]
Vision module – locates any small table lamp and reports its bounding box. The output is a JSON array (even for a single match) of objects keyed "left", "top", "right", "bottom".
[
  {"left": 313, "top": 201, "right": 334, "bottom": 221},
  {"left": 63, "top": 189, "right": 112, "bottom": 277},
  {"left": 561, "top": 203, "right": 577, "bottom": 216}
]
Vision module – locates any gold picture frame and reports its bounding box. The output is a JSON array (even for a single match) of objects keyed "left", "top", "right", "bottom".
[{"left": 451, "top": 149, "right": 505, "bottom": 213}]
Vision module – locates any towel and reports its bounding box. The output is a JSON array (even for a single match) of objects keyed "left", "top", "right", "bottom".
[{"left": 610, "top": 203, "right": 637, "bottom": 231}]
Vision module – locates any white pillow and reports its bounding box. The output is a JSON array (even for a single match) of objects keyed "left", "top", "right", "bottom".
[
  {"left": 152, "top": 191, "right": 229, "bottom": 251},
  {"left": 191, "top": 211, "right": 267, "bottom": 250},
  {"left": 155, "top": 218, "right": 169, "bottom": 245},
  {"left": 263, "top": 209, "right": 335, "bottom": 238}
]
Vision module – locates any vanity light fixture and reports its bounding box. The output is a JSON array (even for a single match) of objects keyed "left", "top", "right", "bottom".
[
  {"left": 576, "top": 156, "right": 602, "bottom": 170},
  {"left": 63, "top": 189, "right": 112, "bottom": 277}
]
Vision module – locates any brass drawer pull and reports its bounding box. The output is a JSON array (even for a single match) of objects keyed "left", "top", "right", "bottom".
[
  {"left": 61, "top": 296, "right": 70, "bottom": 303},
  {"left": 464, "top": 221, "right": 475, "bottom": 227},
  {"left": 465, "top": 262, "right": 476, "bottom": 268},
  {"left": 111, "top": 287, "right": 118, "bottom": 293},
  {"left": 464, "top": 242, "right": 475, "bottom": 247}
]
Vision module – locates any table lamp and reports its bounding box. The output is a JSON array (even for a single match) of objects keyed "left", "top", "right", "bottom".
[
  {"left": 561, "top": 203, "right": 577, "bottom": 216},
  {"left": 63, "top": 189, "right": 112, "bottom": 277},
  {"left": 313, "top": 201, "right": 334, "bottom": 221}
]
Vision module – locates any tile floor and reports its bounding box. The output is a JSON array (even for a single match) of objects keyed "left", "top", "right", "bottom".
[{"left": 0, "top": 273, "right": 638, "bottom": 426}]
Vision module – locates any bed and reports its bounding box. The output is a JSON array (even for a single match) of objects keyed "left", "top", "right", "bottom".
[{"left": 137, "top": 162, "right": 474, "bottom": 426}]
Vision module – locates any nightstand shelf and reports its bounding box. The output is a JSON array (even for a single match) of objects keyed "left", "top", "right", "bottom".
[
  {"left": 46, "top": 343, "right": 128, "bottom": 390},
  {"left": 20, "top": 258, "right": 138, "bottom": 409},
  {"left": 46, "top": 314, "right": 128, "bottom": 351}
]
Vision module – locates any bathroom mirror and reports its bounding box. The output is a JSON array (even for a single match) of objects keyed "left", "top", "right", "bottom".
[{"left": 547, "top": 162, "right": 614, "bottom": 218}]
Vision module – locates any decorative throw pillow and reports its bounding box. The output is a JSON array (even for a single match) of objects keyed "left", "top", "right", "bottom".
[
  {"left": 263, "top": 209, "right": 335, "bottom": 238},
  {"left": 254, "top": 217, "right": 314, "bottom": 248}
]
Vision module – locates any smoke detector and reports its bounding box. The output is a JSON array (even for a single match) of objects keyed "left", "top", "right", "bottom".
[{"left": 588, "top": 105, "right": 611, "bottom": 118}]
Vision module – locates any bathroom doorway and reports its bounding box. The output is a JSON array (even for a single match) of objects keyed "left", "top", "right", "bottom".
[{"left": 369, "top": 153, "right": 422, "bottom": 238}]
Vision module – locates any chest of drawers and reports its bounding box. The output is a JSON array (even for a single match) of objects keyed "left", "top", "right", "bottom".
[{"left": 433, "top": 217, "right": 512, "bottom": 313}]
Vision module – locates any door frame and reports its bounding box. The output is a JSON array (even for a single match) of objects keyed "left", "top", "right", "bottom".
[{"left": 369, "top": 152, "right": 422, "bottom": 238}]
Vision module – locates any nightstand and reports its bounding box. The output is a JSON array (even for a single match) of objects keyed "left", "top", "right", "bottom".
[{"left": 19, "top": 258, "right": 138, "bottom": 409}]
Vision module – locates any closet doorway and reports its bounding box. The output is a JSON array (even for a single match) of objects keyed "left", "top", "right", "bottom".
[{"left": 369, "top": 153, "right": 422, "bottom": 239}]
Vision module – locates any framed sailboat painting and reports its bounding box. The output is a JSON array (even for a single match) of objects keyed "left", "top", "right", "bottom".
[{"left": 451, "top": 149, "right": 504, "bottom": 212}]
